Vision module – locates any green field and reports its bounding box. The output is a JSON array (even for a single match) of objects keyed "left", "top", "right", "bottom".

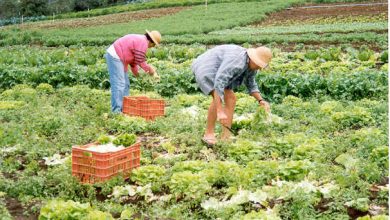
[{"left": 0, "top": 0, "right": 388, "bottom": 219}]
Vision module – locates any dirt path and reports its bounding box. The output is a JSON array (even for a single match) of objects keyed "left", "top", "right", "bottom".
[
  {"left": 296, "top": 2, "right": 387, "bottom": 9},
  {"left": 255, "top": 1, "right": 388, "bottom": 26},
  {"left": 5, "top": 197, "right": 39, "bottom": 220},
  {"left": 19, "top": 6, "right": 188, "bottom": 30},
  {"left": 248, "top": 1, "right": 388, "bottom": 51}
]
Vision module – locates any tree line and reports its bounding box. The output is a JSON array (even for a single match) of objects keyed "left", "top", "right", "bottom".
[{"left": 0, "top": 0, "right": 145, "bottom": 18}]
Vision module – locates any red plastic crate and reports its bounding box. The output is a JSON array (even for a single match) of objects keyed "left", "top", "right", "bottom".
[
  {"left": 72, "top": 142, "right": 141, "bottom": 184},
  {"left": 122, "top": 96, "right": 165, "bottom": 121}
]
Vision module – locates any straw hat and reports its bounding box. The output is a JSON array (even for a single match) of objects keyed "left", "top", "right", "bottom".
[
  {"left": 145, "top": 30, "right": 161, "bottom": 46},
  {"left": 247, "top": 46, "right": 272, "bottom": 68}
]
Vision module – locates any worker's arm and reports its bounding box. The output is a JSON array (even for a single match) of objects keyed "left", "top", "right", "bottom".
[
  {"left": 132, "top": 40, "right": 153, "bottom": 74},
  {"left": 130, "top": 65, "right": 139, "bottom": 77},
  {"left": 244, "top": 71, "right": 270, "bottom": 112},
  {"left": 251, "top": 91, "right": 270, "bottom": 113}
]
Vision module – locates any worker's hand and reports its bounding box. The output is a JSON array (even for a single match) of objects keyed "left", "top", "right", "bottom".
[
  {"left": 153, "top": 72, "right": 161, "bottom": 81},
  {"left": 148, "top": 66, "right": 160, "bottom": 81},
  {"left": 149, "top": 66, "right": 156, "bottom": 75},
  {"left": 259, "top": 100, "right": 271, "bottom": 113},
  {"left": 217, "top": 110, "right": 229, "bottom": 127}
]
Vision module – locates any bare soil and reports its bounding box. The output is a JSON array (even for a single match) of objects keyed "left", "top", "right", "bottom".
[
  {"left": 346, "top": 206, "right": 369, "bottom": 219},
  {"left": 250, "top": 1, "right": 388, "bottom": 51},
  {"left": 5, "top": 197, "right": 39, "bottom": 220},
  {"left": 255, "top": 1, "right": 388, "bottom": 26},
  {"left": 19, "top": 7, "right": 188, "bottom": 30},
  {"left": 252, "top": 41, "right": 384, "bottom": 52}
]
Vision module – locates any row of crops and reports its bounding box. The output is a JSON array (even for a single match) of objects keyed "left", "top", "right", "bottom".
[
  {"left": 49, "top": 0, "right": 383, "bottom": 20},
  {"left": 0, "top": 83, "right": 388, "bottom": 219},
  {"left": 0, "top": 43, "right": 388, "bottom": 220},
  {"left": 1, "top": 7, "right": 387, "bottom": 49},
  {"left": 0, "top": 0, "right": 278, "bottom": 26},
  {"left": 0, "top": 0, "right": 388, "bottom": 219},
  {"left": 0, "top": 0, "right": 369, "bottom": 26},
  {"left": 165, "top": 13, "right": 387, "bottom": 46},
  {"left": 0, "top": 45, "right": 387, "bottom": 101},
  {"left": 3, "top": 30, "right": 384, "bottom": 48},
  {"left": 0, "top": 0, "right": 304, "bottom": 46}
]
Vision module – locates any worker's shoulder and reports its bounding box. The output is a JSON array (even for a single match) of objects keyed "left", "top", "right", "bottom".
[
  {"left": 213, "top": 44, "right": 245, "bottom": 51},
  {"left": 119, "top": 34, "right": 146, "bottom": 42}
]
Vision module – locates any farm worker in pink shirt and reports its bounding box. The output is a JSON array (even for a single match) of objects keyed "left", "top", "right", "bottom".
[{"left": 104, "top": 30, "right": 161, "bottom": 113}]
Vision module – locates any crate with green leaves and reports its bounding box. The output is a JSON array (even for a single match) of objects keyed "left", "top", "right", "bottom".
[{"left": 71, "top": 134, "right": 140, "bottom": 184}]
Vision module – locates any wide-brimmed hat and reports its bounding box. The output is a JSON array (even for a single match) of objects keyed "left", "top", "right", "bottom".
[
  {"left": 145, "top": 30, "right": 161, "bottom": 46},
  {"left": 247, "top": 46, "right": 272, "bottom": 68}
]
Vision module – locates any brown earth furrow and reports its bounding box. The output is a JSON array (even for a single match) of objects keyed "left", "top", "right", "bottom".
[
  {"left": 255, "top": 1, "right": 388, "bottom": 26},
  {"left": 19, "top": 6, "right": 188, "bottom": 30}
]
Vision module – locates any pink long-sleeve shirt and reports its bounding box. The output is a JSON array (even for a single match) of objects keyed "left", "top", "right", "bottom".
[{"left": 113, "top": 34, "right": 152, "bottom": 76}]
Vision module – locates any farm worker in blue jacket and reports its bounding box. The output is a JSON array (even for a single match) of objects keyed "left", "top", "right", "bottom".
[{"left": 191, "top": 45, "right": 272, "bottom": 146}]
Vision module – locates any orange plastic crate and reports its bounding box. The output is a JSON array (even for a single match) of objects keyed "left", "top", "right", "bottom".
[
  {"left": 122, "top": 96, "right": 165, "bottom": 121},
  {"left": 72, "top": 142, "right": 141, "bottom": 184}
]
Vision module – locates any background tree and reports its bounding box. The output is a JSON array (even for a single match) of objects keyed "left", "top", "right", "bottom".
[
  {"left": 0, "top": 0, "right": 19, "bottom": 18},
  {"left": 48, "top": 0, "right": 75, "bottom": 14},
  {"left": 0, "top": 0, "right": 132, "bottom": 19},
  {"left": 74, "top": 0, "right": 108, "bottom": 11},
  {"left": 20, "top": 0, "right": 49, "bottom": 16}
]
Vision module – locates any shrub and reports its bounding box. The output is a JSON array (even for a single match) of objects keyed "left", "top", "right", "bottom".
[
  {"left": 113, "top": 134, "right": 137, "bottom": 147},
  {"left": 36, "top": 83, "right": 54, "bottom": 94},
  {"left": 169, "top": 171, "right": 211, "bottom": 201}
]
